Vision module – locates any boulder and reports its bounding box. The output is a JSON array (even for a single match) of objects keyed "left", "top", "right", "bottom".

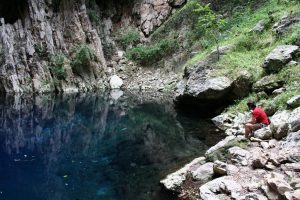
[
  {"left": 239, "top": 193, "right": 268, "bottom": 200},
  {"left": 174, "top": 66, "right": 233, "bottom": 114},
  {"left": 262, "top": 45, "right": 299, "bottom": 74},
  {"left": 272, "top": 13, "right": 300, "bottom": 35},
  {"left": 270, "top": 110, "right": 291, "bottom": 140},
  {"left": 252, "top": 74, "right": 283, "bottom": 94},
  {"left": 254, "top": 126, "right": 272, "bottom": 140},
  {"left": 213, "top": 160, "right": 227, "bottom": 176},
  {"left": 160, "top": 157, "right": 206, "bottom": 192},
  {"left": 205, "top": 136, "right": 248, "bottom": 162},
  {"left": 288, "top": 107, "right": 300, "bottom": 132},
  {"left": 228, "top": 146, "right": 250, "bottom": 166},
  {"left": 281, "top": 163, "right": 300, "bottom": 172},
  {"left": 287, "top": 95, "right": 300, "bottom": 108},
  {"left": 261, "top": 183, "right": 279, "bottom": 200},
  {"left": 211, "top": 113, "right": 235, "bottom": 130},
  {"left": 281, "top": 131, "right": 300, "bottom": 148},
  {"left": 230, "top": 70, "right": 253, "bottom": 99},
  {"left": 191, "top": 162, "right": 214, "bottom": 182},
  {"left": 250, "top": 20, "right": 266, "bottom": 33},
  {"left": 267, "top": 176, "right": 293, "bottom": 195},
  {"left": 199, "top": 176, "right": 242, "bottom": 200},
  {"left": 251, "top": 147, "right": 269, "bottom": 168},
  {"left": 109, "top": 75, "right": 123, "bottom": 89},
  {"left": 291, "top": 190, "right": 300, "bottom": 200},
  {"left": 168, "top": 0, "right": 186, "bottom": 7},
  {"left": 213, "top": 160, "right": 239, "bottom": 176}
]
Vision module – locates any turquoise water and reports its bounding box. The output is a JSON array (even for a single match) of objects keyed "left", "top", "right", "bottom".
[{"left": 0, "top": 92, "right": 222, "bottom": 200}]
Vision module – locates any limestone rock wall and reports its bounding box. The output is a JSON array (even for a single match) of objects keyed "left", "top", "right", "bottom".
[
  {"left": 0, "top": 0, "right": 186, "bottom": 94},
  {"left": 0, "top": 0, "right": 107, "bottom": 93}
]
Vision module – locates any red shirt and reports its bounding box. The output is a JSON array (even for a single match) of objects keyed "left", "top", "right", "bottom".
[{"left": 252, "top": 107, "right": 269, "bottom": 125}]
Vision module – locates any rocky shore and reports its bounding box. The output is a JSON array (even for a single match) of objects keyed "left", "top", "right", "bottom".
[{"left": 160, "top": 98, "right": 300, "bottom": 199}]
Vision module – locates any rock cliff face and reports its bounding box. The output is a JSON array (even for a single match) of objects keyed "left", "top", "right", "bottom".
[{"left": 0, "top": 0, "right": 185, "bottom": 94}]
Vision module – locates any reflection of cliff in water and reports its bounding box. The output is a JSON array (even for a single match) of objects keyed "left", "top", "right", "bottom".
[{"left": 0, "top": 92, "right": 223, "bottom": 200}]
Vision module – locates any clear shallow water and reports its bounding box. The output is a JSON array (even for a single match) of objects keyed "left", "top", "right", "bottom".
[{"left": 0, "top": 92, "right": 222, "bottom": 200}]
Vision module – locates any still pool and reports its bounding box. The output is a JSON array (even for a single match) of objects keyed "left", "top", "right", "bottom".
[{"left": 0, "top": 92, "right": 223, "bottom": 200}]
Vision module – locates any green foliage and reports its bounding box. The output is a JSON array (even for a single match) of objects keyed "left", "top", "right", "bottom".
[
  {"left": 119, "top": 30, "right": 140, "bottom": 49},
  {"left": 34, "top": 42, "right": 48, "bottom": 58},
  {"left": 194, "top": 3, "right": 226, "bottom": 57},
  {"left": 126, "top": 38, "right": 178, "bottom": 65},
  {"left": 151, "top": 0, "right": 200, "bottom": 42},
  {"left": 49, "top": 54, "right": 67, "bottom": 80},
  {"left": 88, "top": 10, "right": 100, "bottom": 24},
  {"left": 71, "top": 43, "right": 97, "bottom": 71}
]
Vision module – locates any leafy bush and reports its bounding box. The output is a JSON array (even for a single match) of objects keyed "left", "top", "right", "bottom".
[
  {"left": 88, "top": 10, "right": 100, "bottom": 24},
  {"left": 34, "top": 42, "right": 48, "bottom": 58},
  {"left": 119, "top": 30, "right": 140, "bottom": 49},
  {"left": 71, "top": 43, "right": 97, "bottom": 71},
  {"left": 49, "top": 54, "right": 67, "bottom": 80},
  {"left": 126, "top": 38, "right": 178, "bottom": 65}
]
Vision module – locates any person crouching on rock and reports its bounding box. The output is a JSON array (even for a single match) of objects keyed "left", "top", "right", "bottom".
[{"left": 244, "top": 101, "right": 270, "bottom": 139}]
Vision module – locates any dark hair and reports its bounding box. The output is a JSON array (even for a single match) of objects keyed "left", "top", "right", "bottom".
[{"left": 247, "top": 101, "right": 256, "bottom": 109}]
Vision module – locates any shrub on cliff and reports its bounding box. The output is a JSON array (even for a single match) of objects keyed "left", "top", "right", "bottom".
[
  {"left": 49, "top": 54, "right": 67, "bottom": 80},
  {"left": 126, "top": 38, "right": 178, "bottom": 65},
  {"left": 119, "top": 30, "right": 140, "bottom": 49},
  {"left": 71, "top": 43, "right": 97, "bottom": 72}
]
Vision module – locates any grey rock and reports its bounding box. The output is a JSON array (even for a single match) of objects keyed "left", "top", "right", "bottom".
[
  {"left": 270, "top": 110, "right": 291, "bottom": 140},
  {"left": 261, "top": 141, "right": 270, "bottom": 149},
  {"left": 261, "top": 183, "right": 279, "bottom": 200},
  {"left": 267, "top": 177, "right": 293, "bottom": 195},
  {"left": 199, "top": 176, "right": 242, "bottom": 200},
  {"left": 287, "top": 95, "right": 300, "bottom": 108},
  {"left": 281, "top": 131, "right": 300, "bottom": 148},
  {"left": 272, "top": 13, "right": 300, "bottom": 35},
  {"left": 281, "top": 163, "right": 300, "bottom": 172},
  {"left": 250, "top": 20, "right": 266, "bottom": 33},
  {"left": 254, "top": 126, "right": 272, "bottom": 140},
  {"left": 238, "top": 193, "right": 268, "bottom": 200},
  {"left": 251, "top": 148, "right": 269, "bottom": 169},
  {"left": 213, "top": 160, "right": 239, "bottom": 176},
  {"left": 230, "top": 70, "right": 253, "bottom": 99},
  {"left": 289, "top": 178, "right": 300, "bottom": 189},
  {"left": 109, "top": 75, "right": 123, "bottom": 89},
  {"left": 205, "top": 136, "right": 236, "bottom": 156},
  {"left": 272, "top": 87, "right": 286, "bottom": 95},
  {"left": 291, "top": 190, "right": 300, "bottom": 200},
  {"left": 229, "top": 146, "right": 250, "bottom": 166},
  {"left": 288, "top": 107, "right": 300, "bottom": 132},
  {"left": 263, "top": 45, "right": 299, "bottom": 74},
  {"left": 253, "top": 74, "right": 283, "bottom": 94},
  {"left": 191, "top": 162, "right": 214, "bottom": 182},
  {"left": 213, "top": 160, "right": 227, "bottom": 176},
  {"left": 211, "top": 113, "right": 235, "bottom": 131},
  {"left": 160, "top": 157, "right": 206, "bottom": 192},
  {"left": 168, "top": 0, "right": 186, "bottom": 7}
]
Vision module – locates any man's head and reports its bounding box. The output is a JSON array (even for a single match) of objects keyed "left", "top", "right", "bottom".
[{"left": 247, "top": 101, "right": 256, "bottom": 110}]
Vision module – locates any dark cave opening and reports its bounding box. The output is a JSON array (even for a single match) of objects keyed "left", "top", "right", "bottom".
[{"left": 0, "top": 0, "right": 28, "bottom": 25}]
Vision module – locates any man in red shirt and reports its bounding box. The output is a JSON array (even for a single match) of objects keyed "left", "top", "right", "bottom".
[{"left": 244, "top": 101, "right": 270, "bottom": 139}]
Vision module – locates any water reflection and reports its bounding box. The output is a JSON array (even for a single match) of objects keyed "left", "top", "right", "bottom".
[{"left": 0, "top": 92, "right": 222, "bottom": 200}]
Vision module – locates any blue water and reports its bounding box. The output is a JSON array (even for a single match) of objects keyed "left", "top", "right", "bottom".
[{"left": 0, "top": 92, "right": 222, "bottom": 200}]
